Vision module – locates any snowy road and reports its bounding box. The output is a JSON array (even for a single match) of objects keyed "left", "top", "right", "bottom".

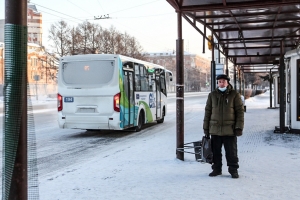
[
  {"left": 1, "top": 91, "right": 300, "bottom": 200},
  {"left": 0, "top": 92, "right": 209, "bottom": 181},
  {"left": 33, "top": 92, "right": 209, "bottom": 178}
]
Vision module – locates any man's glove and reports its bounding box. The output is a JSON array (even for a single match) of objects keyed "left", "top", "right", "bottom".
[
  {"left": 203, "top": 129, "right": 210, "bottom": 137},
  {"left": 234, "top": 128, "right": 243, "bottom": 136}
]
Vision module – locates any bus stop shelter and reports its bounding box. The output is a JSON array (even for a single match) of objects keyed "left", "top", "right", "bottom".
[{"left": 166, "top": 0, "right": 300, "bottom": 160}]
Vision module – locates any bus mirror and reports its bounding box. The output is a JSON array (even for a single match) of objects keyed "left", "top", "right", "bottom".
[
  {"left": 147, "top": 68, "right": 155, "bottom": 75},
  {"left": 167, "top": 71, "right": 173, "bottom": 81},
  {"left": 148, "top": 75, "right": 153, "bottom": 85}
]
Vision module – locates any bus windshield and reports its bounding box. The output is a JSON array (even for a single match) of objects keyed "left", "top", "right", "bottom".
[{"left": 62, "top": 60, "right": 115, "bottom": 85}]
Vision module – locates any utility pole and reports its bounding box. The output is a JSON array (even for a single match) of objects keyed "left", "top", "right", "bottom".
[
  {"left": 94, "top": 14, "right": 110, "bottom": 20},
  {"left": 3, "top": 0, "right": 28, "bottom": 199},
  {"left": 176, "top": 12, "right": 184, "bottom": 161}
]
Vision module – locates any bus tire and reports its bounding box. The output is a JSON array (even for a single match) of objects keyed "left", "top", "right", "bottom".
[
  {"left": 157, "top": 108, "right": 165, "bottom": 124},
  {"left": 135, "top": 111, "right": 144, "bottom": 132}
]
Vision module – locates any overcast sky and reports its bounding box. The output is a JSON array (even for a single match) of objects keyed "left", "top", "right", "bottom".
[{"left": 0, "top": 0, "right": 211, "bottom": 57}]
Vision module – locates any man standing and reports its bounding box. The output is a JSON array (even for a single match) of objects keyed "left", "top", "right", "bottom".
[{"left": 203, "top": 74, "right": 244, "bottom": 178}]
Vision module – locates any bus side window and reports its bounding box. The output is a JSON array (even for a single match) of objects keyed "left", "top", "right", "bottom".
[
  {"left": 140, "top": 65, "right": 149, "bottom": 91},
  {"left": 134, "top": 64, "right": 141, "bottom": 91},
  {"left": 160, "top": 74, "right": 166, "bottom": 95}
]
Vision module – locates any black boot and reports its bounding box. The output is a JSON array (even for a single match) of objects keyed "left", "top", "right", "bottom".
[
  {"left": 209, "top": 170, "right": 222, "bottom": 177},
  {"left": 230, "top": 172, "right": 239, "bottom": 179}
]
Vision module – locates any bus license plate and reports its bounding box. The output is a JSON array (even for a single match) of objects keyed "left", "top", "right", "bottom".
[{"left": 64, "top": 97, "right": 74, "bottom": 102}]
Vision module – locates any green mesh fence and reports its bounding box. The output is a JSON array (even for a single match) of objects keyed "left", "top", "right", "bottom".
[
  {"left": 27, "top": 85, "right": 40, "bottom": 200},
  {"left": 2, "top": 24, "right": 39, "bottom": 200}
]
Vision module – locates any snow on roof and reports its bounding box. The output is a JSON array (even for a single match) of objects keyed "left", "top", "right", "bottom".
[
  {"left": 144, "top": 51, "right": 194, "bottom": 56},
  {"left": 28, "top": 4, "right": 41, "bottom": 14},
  {"left": 28, "top": 42, "right": 42, "bottom": 47}
]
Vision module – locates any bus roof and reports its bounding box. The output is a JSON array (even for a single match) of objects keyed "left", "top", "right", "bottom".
[
  {"left": 61, "top": 54, "right": 169, "bottom": 72},
  {"left": 118, "top": 54, "right": 167, "bottom": 71}
]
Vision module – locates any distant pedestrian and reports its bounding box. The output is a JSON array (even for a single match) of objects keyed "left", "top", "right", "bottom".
[{"left": 203, "top": 74, "right": 244, "bottom": 178}]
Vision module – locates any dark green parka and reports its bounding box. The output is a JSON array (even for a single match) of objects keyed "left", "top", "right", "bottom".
[{"left": 203, "top": 84, "right": 244, "bottom": 136}]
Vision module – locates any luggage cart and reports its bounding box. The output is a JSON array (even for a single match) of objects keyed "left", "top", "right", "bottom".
[{"left": 176, "top": 140, "right": 202, "bottom": 162}]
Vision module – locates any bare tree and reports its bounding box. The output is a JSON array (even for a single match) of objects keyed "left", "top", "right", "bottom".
[
  {"left": 244, "top": 73, "right": 269, "bottom": 89},
  {"left": 87, "top": 23, "right": 100, "bottom": 54},
  {"left": 126, "top": 36, "right": 144, "bottom": 60},
  {"left": 48, "top": 20, "right": 71, "bottom": 57},
  {"left": 107, "top": 26, "right": 117, "bottom": 54},
  {"left": 120, "top": 32, "right": 131, "bottom": 56},
  {"left": 48, "top": 22, "right": 145, "bottom": 58},
  {"left": 76, "top": 21, "right": 90, "bottom": 54},
  {"left": 69, "top": 26, "right": 81, "bottom": 55},
  {"left": 100, "top": 28, "right": 111, "bottom": 54},
  {"left": 114, "top": 32, "right": 124, "bottom": 54}
]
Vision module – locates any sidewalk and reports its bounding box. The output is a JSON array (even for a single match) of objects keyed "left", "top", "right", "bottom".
[
  {"left": 38, "top": 91, "right": 300, "bottom": 200},
  {"left": 0, "top": 95, "right": 57, "bottom": 113}
]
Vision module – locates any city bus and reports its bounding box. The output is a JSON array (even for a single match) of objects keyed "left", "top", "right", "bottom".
[{"left": 57, "top": 54, "right": 173, "bottom": 131}]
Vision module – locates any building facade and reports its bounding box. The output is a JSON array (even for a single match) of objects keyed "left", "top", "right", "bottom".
[
  {"left": 0, "top": 4, "right": 43, "bottom": 46},
  {"left": 27, "top": 4, "right": 43, "bottom": 46},
  {"left": 27, "top": 43, "right": 58, "bottom": 85},
  {"left": 143, "top": 51, "right": 211, "bottom": 92},
  {"left": 0, "top": 4, "right": 57, "bottom": 96},
  {"left": 0, "top": 42, "right": 58, "bottom": 96}
]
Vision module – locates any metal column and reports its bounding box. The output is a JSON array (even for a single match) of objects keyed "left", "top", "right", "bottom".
[
  {"left": 279, "top": 40, "right": 285, "bottom": 133},
  {"left": 211, "top": 35, "right": 216, "bottom": 91},
  {"left": 239, "top": 69, "right": 242, "bottom": 94},
  {"left": 3, "top": 0, "right": 28, "bottom": 199},
  {"left": 234, "top": 65, "right": 237, "bottom": 90},
  {"left": 269, "top": 69, "right": 273, "bottom": 108},
  {"left": 176, "top": 12, "right": 184, "bottom": 161},
  {"left": 225, "top": 55, "right": 229, "bottom": 75}
]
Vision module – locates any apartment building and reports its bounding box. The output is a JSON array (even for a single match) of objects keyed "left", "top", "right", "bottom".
[
  {"left": 0, "top": 4, "right": 43, "bottom": 46},
  {"left": 0, "top": 4, "right": 57, "bottom": 96},
  {"left": 27, "top": 4, "right": 43, "bottom": 46}
]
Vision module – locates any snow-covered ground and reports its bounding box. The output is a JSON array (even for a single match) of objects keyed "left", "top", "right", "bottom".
[
  {"left": 0, "top": 94, "right": 57, "bottom": 107},
  {"left": 35, "top": 91, "right": 300, "bottom": 200}
]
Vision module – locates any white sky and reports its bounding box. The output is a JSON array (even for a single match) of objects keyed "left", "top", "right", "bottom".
[{"left": 1, "top": 0, "right": 212, "bottom": 57}]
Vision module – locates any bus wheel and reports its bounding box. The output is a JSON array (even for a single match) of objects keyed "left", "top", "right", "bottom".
[
  {"left": 157, "top": 108, "right": 165, "bottom": 124},
  {"left": 135, "top": 112, "right": 143, "bottom": 132},
  {"left": 86, "top": 129, "right": 99, "bottom": 131}
]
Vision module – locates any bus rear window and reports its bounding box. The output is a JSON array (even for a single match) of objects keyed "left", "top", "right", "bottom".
[{"left": 62, "top": 60, "right": 115, "bottom": 85}]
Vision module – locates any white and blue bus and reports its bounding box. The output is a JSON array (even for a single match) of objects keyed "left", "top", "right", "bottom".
[{"left": 57, "top": 54, "right": 173, "bottom": 131}]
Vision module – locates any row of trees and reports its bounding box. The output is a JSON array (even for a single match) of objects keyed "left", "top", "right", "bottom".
[
  {"left": 48, "top": 20, "right": 145, "bottom": 59},
  {"left": 244, "top": 73, "right": 269, "bottom": 89},
  {"left": 48, "top": 21, "right": 270, "bottom": 90}
]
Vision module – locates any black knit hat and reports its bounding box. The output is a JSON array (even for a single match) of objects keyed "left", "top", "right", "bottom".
[{"left": 216, "top": 74, "right": 230, "bottom": 81}]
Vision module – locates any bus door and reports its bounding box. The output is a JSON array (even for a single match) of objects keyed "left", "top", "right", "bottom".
[{"left": 123, "top": 69, "right": 135, "bottom": 127}]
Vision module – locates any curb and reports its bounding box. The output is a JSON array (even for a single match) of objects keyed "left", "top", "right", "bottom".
[{"left": 0, "top": 102, "right": 56, "bottom": 113}]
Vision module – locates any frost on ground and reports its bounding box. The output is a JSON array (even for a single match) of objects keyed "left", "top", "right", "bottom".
[
  {"left": 36, "top": 91, "right": 300, "bottom": 200},
  {"left": 265, "top": 132, "right": 300, "bottom": 149}
]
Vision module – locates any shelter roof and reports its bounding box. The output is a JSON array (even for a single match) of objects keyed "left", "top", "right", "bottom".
[{"left": 166, "top": 0, "right": 300, "bottom": 72}]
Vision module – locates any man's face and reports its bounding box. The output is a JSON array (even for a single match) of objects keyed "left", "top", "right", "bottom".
[{"left": 217, "top": 79, "right": 228, "bottom": 88}]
